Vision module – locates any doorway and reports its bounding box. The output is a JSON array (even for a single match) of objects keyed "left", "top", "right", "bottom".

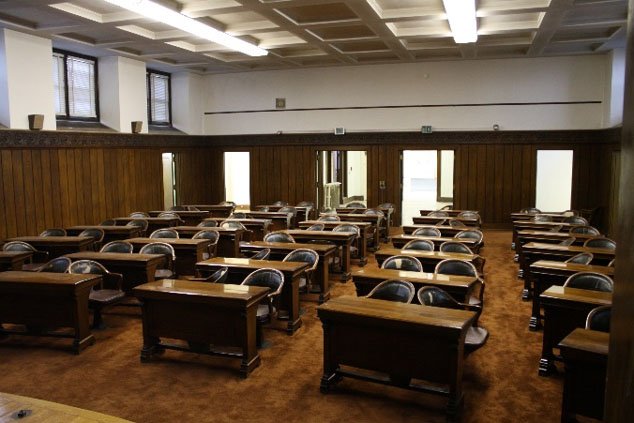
[
  {"left": 401, "top": 150, "right": 454, "bottom": 225},
  {"left": 224, "top": 151, "right": 250, "bottom": 207},
  {"left": 316, "top": 150, "right": 367, "bottom": 211},
  {"left": 161, "top": 152, "right": 175, "bottom": 210}
]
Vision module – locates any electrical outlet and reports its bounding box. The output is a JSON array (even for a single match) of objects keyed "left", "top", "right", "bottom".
[{"left": 379, "top": 180, "right": 386, "bottom": 189}]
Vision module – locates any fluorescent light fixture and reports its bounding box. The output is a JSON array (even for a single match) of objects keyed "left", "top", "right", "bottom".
[
  {"left": 102, "top": 0, "right": 268, "bottom": 56},
  {"left": 442, "top": 0, "right": 477, "bottom": 44}
]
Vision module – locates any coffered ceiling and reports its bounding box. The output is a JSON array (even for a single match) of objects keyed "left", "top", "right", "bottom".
[{"left": 0, "top": 0, "right": 627, "bottom": 74}]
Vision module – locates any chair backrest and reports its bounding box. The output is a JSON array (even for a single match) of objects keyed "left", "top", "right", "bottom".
[
  {"left": 427, "top": 211, "right": 448, "bottom": 217},
  {"left": 251, "top": 248, "right": 271, "bottom": 260},
  {"left": 256, "top": 206, "right": 269, "bottom": 212},
  {"left": 283, "top": 248, "right": 319, "bottom": 272},
  {"left": 440, "top": 241, "right": 473, "bottom": 254},
  {"left": 417, "top": 286, "right": 462, "bottom": 310},
  {"left": 220, "top": 220, "right": 247, "bottom": 230},
  {"left": 562, "top": 209, "right": 580, "bottom": 217},
  {"left": 435, "top": 259, "right": 478, "bottom": 277},
  {"left": 2, "top": 241, "right": 37, "bottom": 252},
  {"left": 520, "top": 207, "right": 541, "bottom": 214},
  {"left": 448, "top": 219, "right": 467, "bottom": 228},
  {"left": 403, "top": 239, "right": 434, "bottom": 251},
  {"left": 532, "top": 214, "right": 553, "bottom": 222},
  {"left": 263, "top": 231, "right": 296, "bottom": 243},
  {"left": 240, "top": 268, "right": 285, "bottom": 295},
  {"left": 100, "top": 219, "right": 116, "bottom": 226},
  {"left": 563, "top": 272, "right": 614, "bottom": 292},
  {"left": 549, "top": 224, "right": 564, "bottom": 232},
  {"left": 79, "top": 228, "right": 105, "bottom": 242},
  {"left": 158, "top": 212, "right": 181, "bottom": 220},
  {"left": 205, "top": 266, "right": 229, "bottom": 283},
  {"left": 272, "top": 201, "right": 288, "bottom": 206},
  {"left": 381, "top": 255, "right": 423, "bottom": 272},
  {"left": 37, "top": 257, "right": 71, "bottom": 273},
  {"left": 457, "top": 211, "right": 479, "bottom": 220},
  {"left": 40, "top": 228, "right": 66, "bottom": 237},
  {"left": 439, "top": 205, "right": 453, "bottom": 211},
  {"left": 149, "top": 228, "right": 179, "bottom": 239},
  {"left": 367, "top": 280, "right": 416, "bottom": 303},
  {"left": 69, "top": 259, "right": 109, "bottom": 276},
  {"left": 198, "top": 220, "right": 218, "bottom": 228},
  {"left": 569, "top": 225, "right": 601, "bottom": 235},
  {"left": 563, "top": 216, "right": 589, "bottom": 225},
  {"left": 583, "top": 237, "right": 616, "bottom": 250},
  {"left": 100, "top": 241, "right": 134, "bottom": 253},
  {"left": 363, "top": 209, "right": 384, "bottom": 218},
  {"left": 231, "top": 212, "right": 248, "bottom": 218},
  {"left": 332, "top": 224, "right": 360, "bottom": 236},
  {"left": 558, "top": 237, "right": 576, "bottom": 246},
  {"left": 565, "top": 252, "right": 594, "bottom": 265},
  {"left": 297, "top": 201, "right": 314, "bottom": 207},
  {"left": 586, "top": 306, "right": 611, "bottom": 332},
  {"left": 126, "top": 219, "right": 148, "bottom": 231},
  {"left": 192, "top": 230, "right": 219, "bottom": 243},
  {"left": 279, "top": 206, "right": 296, "bottom": 214},
  {"left": 346, "top": 201, "right": 366, "bottom": 208},
  {"left": 318, "top": 215, "right": 340, "bottom": 222},
  {"left": 219, "top": 201, "right": 235, "bottom": 206},
  {"left": 454, "top": 229, "right": 484, "bottom": 244},
  {"left": 169, "top": 205, "right": 188, "bottom": 211},
  {"left": 608, "top": 259, "right": 615, "bottom": 267},
  {"left": 412, "top": 227, "right": 441, "bottom": 237},
  {"left": 129, "top": 212, "right": 149, "bottom": 218},
  {"left": 378, "top": 203, "right": 394, "bottom": 209},
  {"left": 139, "top": 242, "right": 176, "bottom": 261},
  {"left": 306, "top": 223, "right": 325, "bottom": 231}
]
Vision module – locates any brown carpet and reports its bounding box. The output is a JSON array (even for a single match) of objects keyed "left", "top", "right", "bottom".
[{"left": 0, "top": 230, "right": 563, "bottom": 422}]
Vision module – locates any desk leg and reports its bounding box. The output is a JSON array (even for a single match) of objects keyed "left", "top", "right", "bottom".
[
  {"left": 320, "top": 321, "right": 341, "bottom": 393},
  {"left": 72, "top": 289, "right": 95, "bottom": 354},
  {"left": 339, "top": 243, "right": 352, "bottom": 281},
  {"left": 282, "top": 276, "right": 302, "bottom": 335},
  {"left": 446, "top": 342, "right": 465, "bottom": 420},
  {"left": 520, "top": 252, "right": 531, "bottom": 300},
  {"left": 240, "top": 307, "right": 261, "bottom": 378},
  {"left": 539, "top": 308, "right": 556, "bottom": 376},
  {"left": 358, "top": 232, "right": 368, "bottom": 266},
  {"left": 316, "top": 260, "right": 330, "bottom": 303},
  {"left": 140, "top": 302, "right": 163, "bottom": 362}
]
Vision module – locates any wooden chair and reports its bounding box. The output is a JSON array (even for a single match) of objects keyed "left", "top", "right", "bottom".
[
  {"left": 139, "top": 242, "right": 176, "bottom": 279},
  {"left": 283, "top": 248, "right": 319, "bottom": 293},
  {"left": 35, "top": 257, "right": 71, "bottom": 273},
  {"left": 413, "top": 227, "right": 441, "bottom": 237},
  {"left": 585, "top": 306, "right": 611, "bottom": 332},
  {"left": 192, "top": 230, "right": 219, "bottom": 260},
  {"left": 583, "top": 237, "right": 616, "bottom": 250},
  {"left": 100, "top": 241, "right": 134, "bottom": 253},
  {"left": 240, "top": 268, "right": 285, "bottom": 346},
  {"left": 263, "top": 231, "right": 296, "bottom": 243},
  {"left": 149, "top": 228, "right": 179, "bottom": 239},
  {"left": 565, "top": 253, "right": 594, "bottom": 265},
  {"left": 563, "top": 272, "right": 613, "bottom": 292},
  {"left": 39, "top": 228, "right": 67, "bottom": 237},
  {"left": 381, "top": 255, "right": 423, "bottom": 272},
  {"left": 367, "top": 280, "right": 415, "bottom": 303},
  {"left": 403, "top": 239, "right": 434, "bottom": 251}
]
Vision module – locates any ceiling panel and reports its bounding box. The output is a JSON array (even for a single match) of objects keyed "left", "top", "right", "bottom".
[{"left": 0, "top": 0, "right": 626, "bottom": 74}]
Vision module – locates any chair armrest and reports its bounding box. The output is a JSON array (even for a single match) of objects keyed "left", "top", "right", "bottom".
[{"left": 104, "top": 272, "right": 123, "bottom": 290}]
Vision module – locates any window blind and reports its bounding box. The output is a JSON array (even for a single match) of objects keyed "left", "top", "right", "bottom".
[
  {"left": 149, "top": 72, "right": 170, "bottom": 123},
  {"left": 67, "top": 56, "right": 97, "bottom": 118},
  {"left": 52, "top": 53, "right": 66, "bottom": 116}
]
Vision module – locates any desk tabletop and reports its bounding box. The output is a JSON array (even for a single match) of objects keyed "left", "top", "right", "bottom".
[
  {"left": 66, "top": 225, "right": 140, "bottom": 233},
  {"left": 0, "top": 251, "right": 33, "bottom": 260},
  {"left": 197, "top": 257, "right": 308, "bottom": 273},
  {"left": 517, "top": 230, "right": 594, "bottom": 238},
  {"left": 6, "top": 236, "right": 94, "bottom": 245},
  {"left": 0, "top": 270, "right": 101, "bottom": 286},
  {"left": 540, "top": 285, "right": 612, "bottom": 305},
  {"left": 65, "top": 251, "right": 166, "bottom": 263},
  {"left": 286, "top": 230, "right": 356, "bottom": 240},
  {"left": 148, "top": 210, "right": 209, "bottom": 216},
  {"left": 523, "top": 242, "right": 616, "bottom": 255},
  {"left": 134, "top": 279, "right": 269, "bottom": 302},
  {"left": 376, "top": 247, "right": 478, "bottom": 261},
  {"left": 0, "top": 392, "right": 133, "bottom": 423},
  {"left": 530, "top": 260, "right": 614, "bottom": 275},
  {"left": 126, "top": 237, "right": 210, "bottom": 246},
  {"left": 390, "top": 234, "right": 478, "bottom": 245},
  {"left": 299, "top": 220, "right": 372, "bottom": 228},
  {"left": 173, "top": 225, "right": 244, "bottom": 233},
  {"left": 113, "top": 217, "right": 180, "bottom": 223},
  {"left": 240, "top": 241, "right": 337, "bottom": 254},
  {"left": 317, "top": 295, "right": 475, "bottom": 331},
  {"left": 513, "top": 221, "right": 574, "bottom": 227},
  {"left": 559, "top": 328, "right": 609, "bottom": 356},
  {"left": 321, "top": 213, "right": 380, "bottom": 222},
  {"left": 353, "top": 268, "right": 477, "bottom": 288}
]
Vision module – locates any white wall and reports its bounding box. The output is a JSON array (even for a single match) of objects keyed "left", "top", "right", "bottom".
[
  {"left": 0, "top": 29, "right": 56, "bottom": 130},
  {"left": 172, "top": 71, "right": 204, "bottom": 135},
  {"left": 98, "top": 56, "right": 147, "bottom": 133},
  {"left": 346, "top": 151, "right": 367, "bottom": 201},
  {"left": 203, "top": 55, "right": 607, "bottom": 135},
  {"left": 604, "top": 48, "right": 625, "bottom": 128}
]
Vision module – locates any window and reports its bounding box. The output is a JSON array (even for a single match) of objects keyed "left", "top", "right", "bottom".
[
  {"left": 52, "top": 50, "right": 98, "bottom": 120},
  {"left": 147, "top": 70, "right": 171, "bottom": 125}
]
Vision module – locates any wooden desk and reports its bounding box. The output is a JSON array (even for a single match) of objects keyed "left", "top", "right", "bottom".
[
  {"left": 528, "top": 260, "right": 614, "bottom": 330},
  {"left": 520, "top": 243, "right": 615, "bottom": 300},
  {"left": 286, "top": 230, "right": 356, "bottom": 280},
  {"left": 195, "top": 257, "right": 308, "bottom": 334},
  {"left": 0, "top": 392, "right": 134, "bottom": 422},
  {"left": 0, "top": 271, "right": 101, "bottom": 353},
  {"left": 5, "top": 236, "right": 94, "bottom": 259},
  {"left": 66, "top": 225, "right": 143, "bottom": 243},
  {"left": 321, "top": 213, "right": 381, "bottom": 250},
  {"left": 511, "top": 212, "right": 571, "bottom": 222},
  {"left": 148, "top": 210, "right": 210, "bottom": 226},
  {"left": 402, "top": 225, "right": 464, "bottom": 237},
  {"left": 511, "top": 221, "right": 574, "bottom": 250},
  {"left": 244, "top": 211, "right": 292, "bottom": 231},
  {"left": 539, "top": 286, "right": 611, "bottom": 376},
  {"left": 187, "top": 204, "right": 235, "bottom": 217},
  {"left": 413, "top": 216, "right": 480, "bottom": 227},
  {"left": 173, "top": 226, "right": 246, "bottom": 257},
  {"left": 203, "top": 217, "right": 270, "bottom": 241},
  {"left": 0, "top": 251, "right": 33, "bottom": 271},
  {"left": 239, "top": 241, "right": 337, "bottom": 303},
  {"left": 113, "top": 217, "right": 180, "bottom": 233},
  {"left": 336, "top": 206, "right": 394, "bottom": 242},
  {"left": 298, "top": 220, "right": 371, "bottom": 261},
  {"left": 317, "top": 295, "right": 475, "bottom": 418},
  {"left": 559, "top": 329, "right": 609, "bottom": 421},
  {"left": 65, "top": 252, "right": 166, "bottom": 292},
  {"left": 390, "top": 234, "right": 480, "bottom": 253},
  {"left": 258, "top": 205, "right": 313, "bottom": 222},
  {"left": 375, "top": 248, "right": 485, "bottom": 274},
  {"left": 419, "top": 209, "right": 475, "bottom": 217},
  {"left": 352, "top": 268, "right": 478, "bottom": 303},
  {"left": 133, "top": 280, "right": 269, "bottom": 378},
  {"left": 126, "top": 237, "right": 211, "bottom": 276},
  {"left": 515, "top": 229, "right": 594, "bottom": 266}
]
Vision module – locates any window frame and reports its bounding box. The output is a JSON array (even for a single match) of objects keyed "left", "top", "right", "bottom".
[
  {"left": 146, "top": 69, "right": 172, "bottom": 126},
  {"left": 53, "top": 48, "right": 100, "bottom": 122}
]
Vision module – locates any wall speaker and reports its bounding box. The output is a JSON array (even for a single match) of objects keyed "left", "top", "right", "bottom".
[
  {"left": 131, "top": 121, "right": 143, "bottom": 133},
  {"left": 28, "top": 114, "right": 44, "bottom": 131},
  {"left": 334, "top": 127, "right": 345, "bottom": 135}
]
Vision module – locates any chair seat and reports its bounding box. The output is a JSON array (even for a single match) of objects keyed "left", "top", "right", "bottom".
[
  {"left": 465, "top": 326, "right": 489, "bottom": 349},
  {"left": 90, "top": 289, "right": 125, "bottom": 305},
  {"left": 256, "top": 304, "right": 276, "bottom": 321},
  {"left": 155, "top": 269, "right": 175, "bottom": 279}
]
